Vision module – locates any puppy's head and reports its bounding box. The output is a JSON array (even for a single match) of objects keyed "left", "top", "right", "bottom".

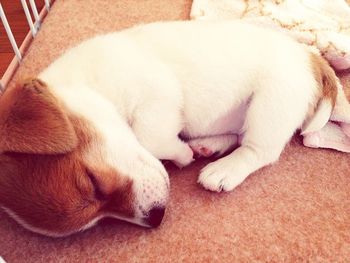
[{"left": 0, "top": 79, "right": 169, "bottom": 237}]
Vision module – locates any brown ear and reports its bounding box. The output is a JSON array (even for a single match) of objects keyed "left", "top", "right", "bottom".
[{"left": 0, "top": 78, "right": 78, "bottom": 154}]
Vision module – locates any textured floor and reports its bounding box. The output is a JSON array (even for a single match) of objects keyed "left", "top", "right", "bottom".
[{"left": 1, "top": 0, "right": 350, "bottom": 262}]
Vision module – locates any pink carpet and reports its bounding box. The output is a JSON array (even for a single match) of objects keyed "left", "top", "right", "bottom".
[{"left": 1, "top": 0, "right": 350, "bottom": 262}]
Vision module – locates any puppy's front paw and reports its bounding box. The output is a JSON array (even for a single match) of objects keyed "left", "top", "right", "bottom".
[
  {"left": 173, "top": 144, "right": 194, "bottom": 168},
  {"left": 198, "top": 159, "right": 244, "bottom": 192}
]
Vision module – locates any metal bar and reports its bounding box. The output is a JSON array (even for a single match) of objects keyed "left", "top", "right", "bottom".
[
  {"left": 21, "top": 0, "right": 37, "bottom": 36},
  {"left": 1, "top": 1, "right": 53, "bottom": 92},
  {"left": 44, "top": 0, "right": 50, "bottom": 11},
  {"left": 0, "top": 3, "right": 23, "bottom": 61},
  {"left": 0, "top": 82, "right": 4, "bottom": 93},
  {"left": 29, "top": 0, "right": 40, "bottom": 24}
]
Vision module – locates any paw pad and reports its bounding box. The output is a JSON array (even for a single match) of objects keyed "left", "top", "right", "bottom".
[{"left": 191, "top": 145, "right": 214, "bottom": 158}]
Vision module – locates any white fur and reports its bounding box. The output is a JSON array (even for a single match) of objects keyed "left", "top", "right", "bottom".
[
  {"left": 39, "top": 20, "right": 319, "bottom": 211},
  {"left": 2, "top": 206, "right": 149, "bottom": 237},
  {"left": 2, "top": 206, "right": 70, "bottom": 237}
]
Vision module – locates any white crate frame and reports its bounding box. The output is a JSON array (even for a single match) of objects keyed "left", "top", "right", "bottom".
[{"left": 0, "top": 0, "right": 54, "bottom": 92}]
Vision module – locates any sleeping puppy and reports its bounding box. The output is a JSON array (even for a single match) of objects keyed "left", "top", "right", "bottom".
[{"left": 0, "top": 20, "right": 349, "bottom": 237}]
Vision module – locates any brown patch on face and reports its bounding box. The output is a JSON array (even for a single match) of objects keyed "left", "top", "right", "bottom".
[
  {"left": 309, "top": 52, "right": 338, "bottom": 106},
  {"left": 0, "top": 79, "right": 135, "bottom": 236}
]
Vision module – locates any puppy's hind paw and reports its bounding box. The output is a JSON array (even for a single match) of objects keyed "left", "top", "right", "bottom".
[
  {"left": 190, "top": 144, "right": 214, "bottom": 158},
  {"left": 189, "top": 135, "right": 239, "bottom": 159}
]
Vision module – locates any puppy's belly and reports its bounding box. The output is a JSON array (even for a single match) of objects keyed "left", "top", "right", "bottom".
[{"left": 182, "top": 101, "right": 248, "bottom": 139}]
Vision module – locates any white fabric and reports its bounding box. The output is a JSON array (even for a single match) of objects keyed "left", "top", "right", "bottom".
[
  {"left": 190, "top": 0, "right": 350, "bottom": 70},
  {"left": 303, "top": 122, "right": 350, "bottom": 152}
]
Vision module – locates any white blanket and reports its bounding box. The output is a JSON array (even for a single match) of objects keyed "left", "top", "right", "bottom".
[{"left": 191, "top": 0, "right": 350, "bottom": 71}]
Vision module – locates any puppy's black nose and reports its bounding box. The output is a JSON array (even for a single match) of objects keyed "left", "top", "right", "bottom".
[{"left": 144, "top": 206, "right": 165, "bottom": 228}]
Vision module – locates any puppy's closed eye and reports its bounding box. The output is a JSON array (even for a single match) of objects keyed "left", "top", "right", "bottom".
[{"left": 86, "top": 169, "right": 107, "bottom": 201}]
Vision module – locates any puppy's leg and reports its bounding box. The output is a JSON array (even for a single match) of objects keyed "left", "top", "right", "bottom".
[
  {"left": 198, "top": 92, "right": 305, "bottom": 192},
  {"left": 132, "top": 105, "right": 194, "bottom": 168},
  {"left": 188, "top": 134, "right": 240, "bottom": 158}
]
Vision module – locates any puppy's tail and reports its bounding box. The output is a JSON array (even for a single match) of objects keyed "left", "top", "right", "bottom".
[{"left": 301, "top": 53, "right": 350, "bottom": 135}]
